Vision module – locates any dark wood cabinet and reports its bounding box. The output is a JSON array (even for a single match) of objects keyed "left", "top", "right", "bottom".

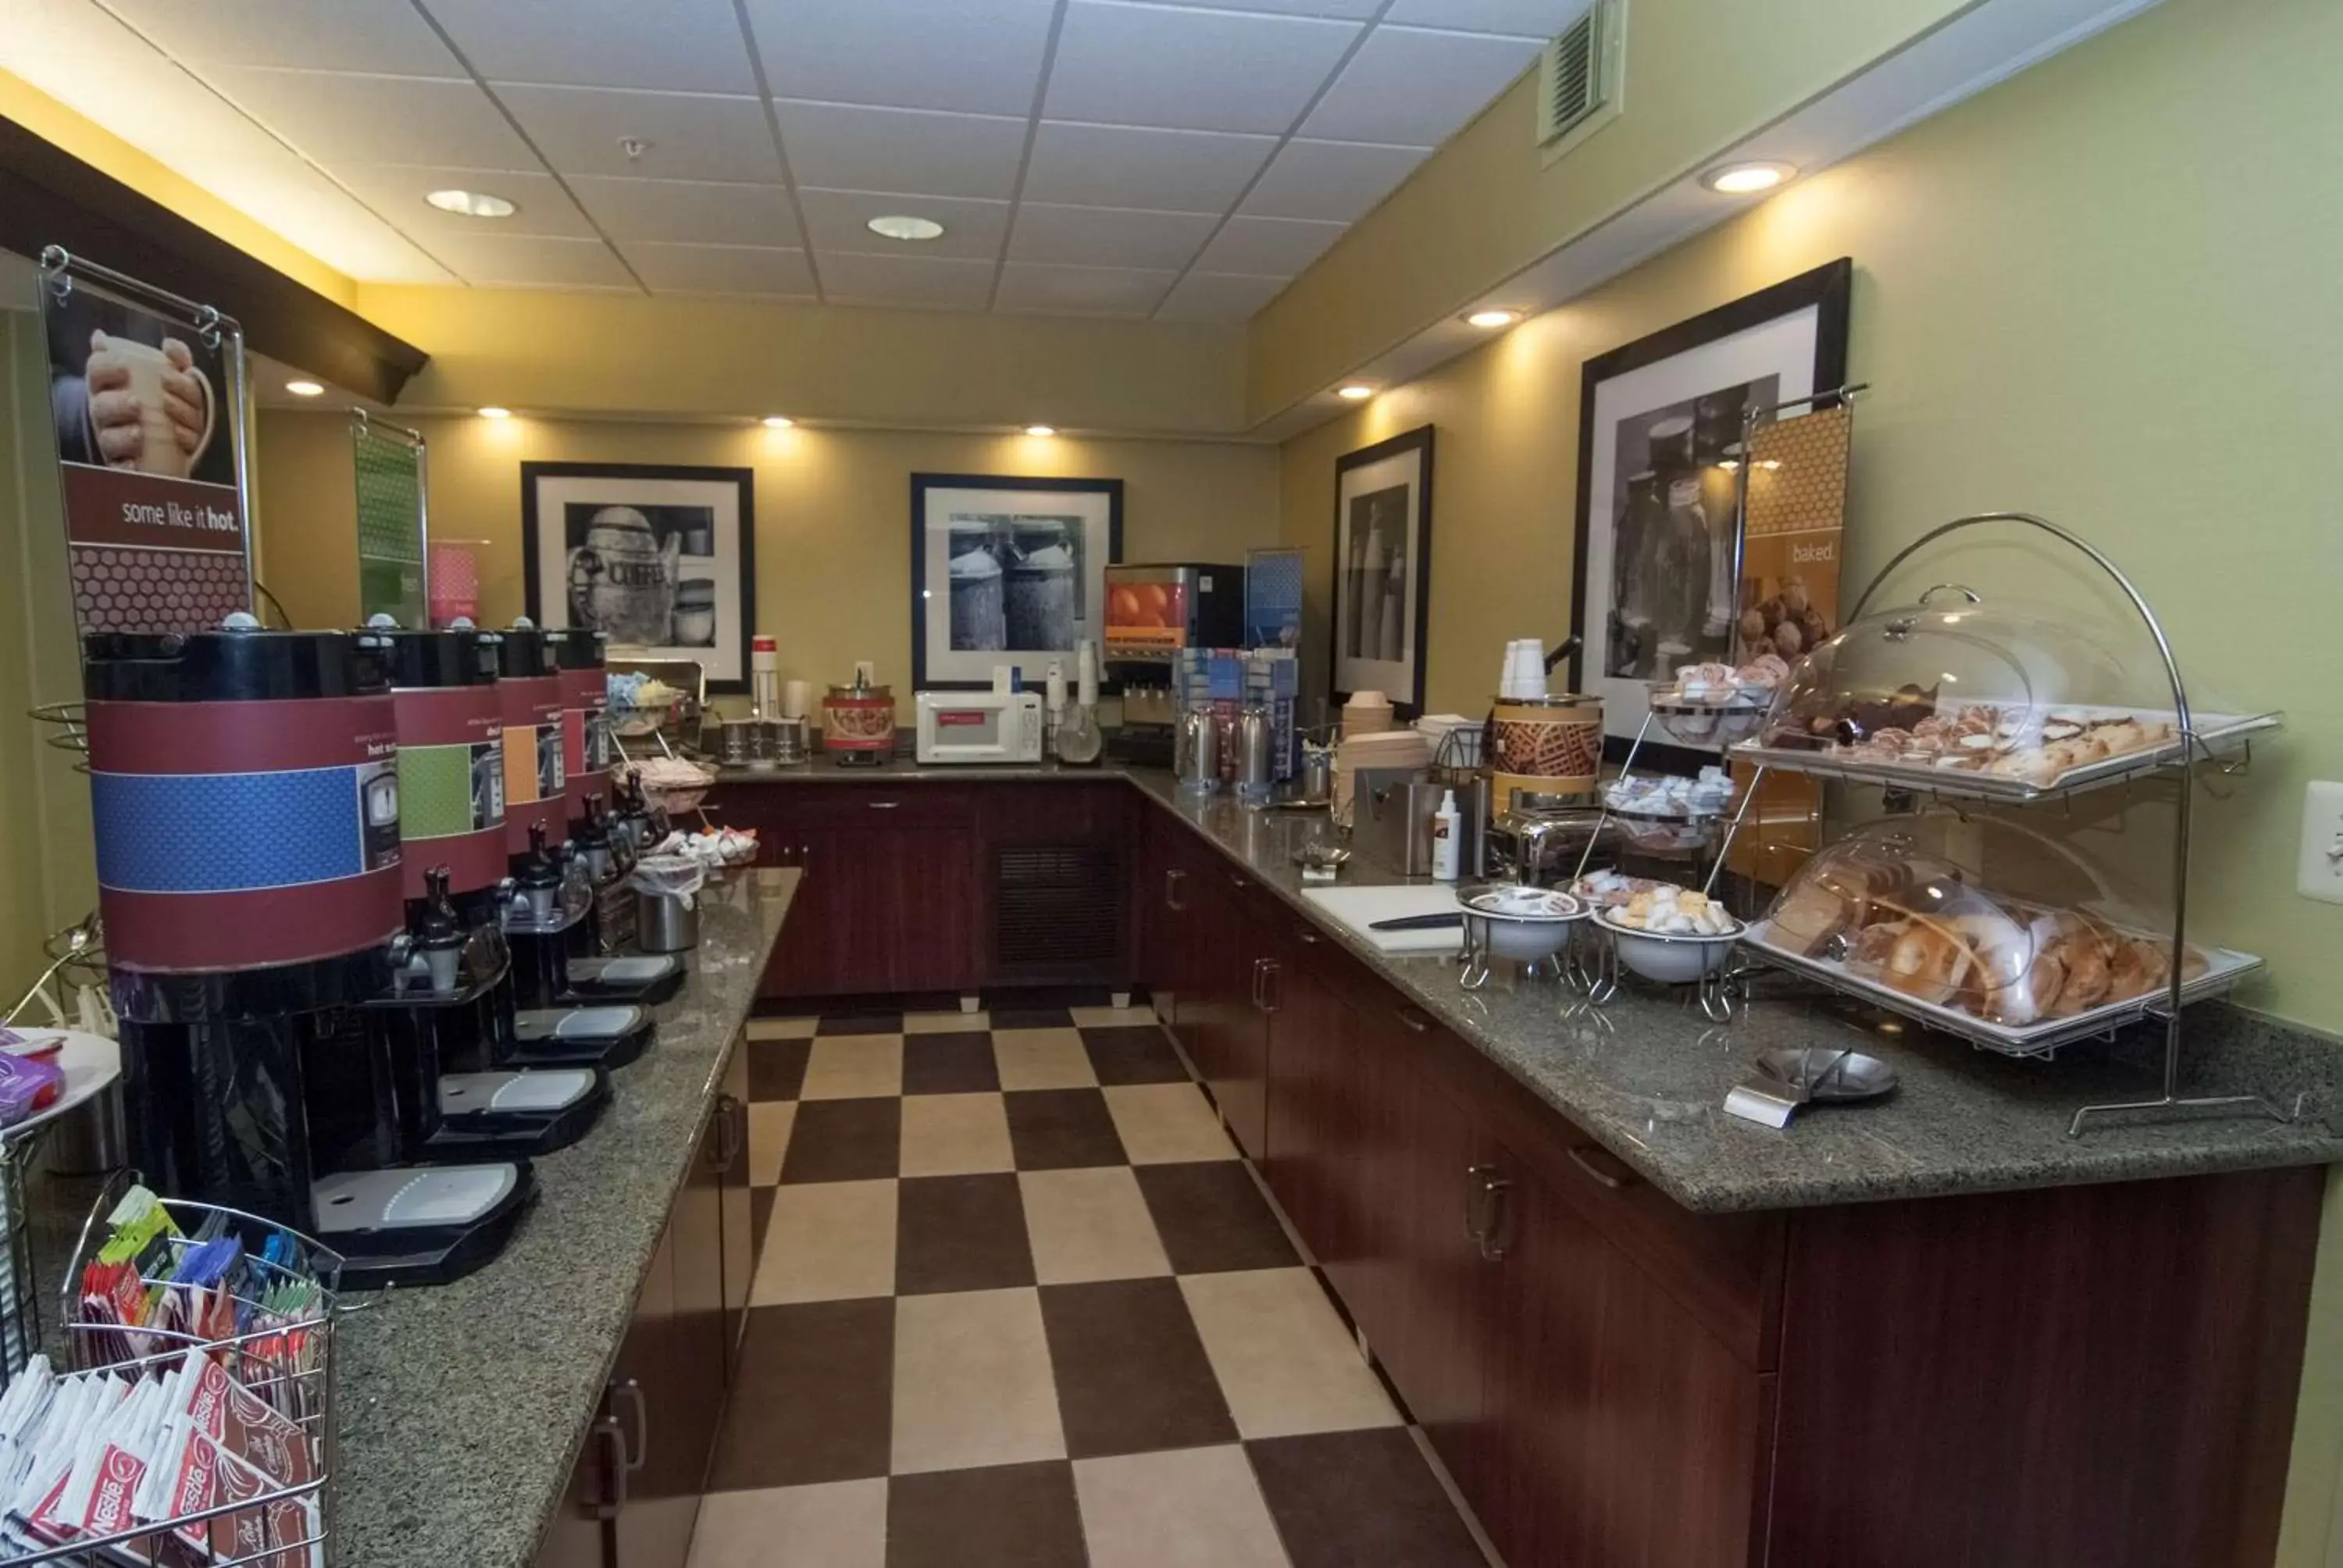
[
  {"left": 1185, "top": 864, "right": 1272, "bottom": 1162},
  {"left": 607, "top": 1223, "right": 688, "bottom": 1568},
  {"left": 715, "top": 1048, "right": 754, "bottom": 1377},
  {"left": 533, "top": 1398, "right": 616, "bottom": 1568}
]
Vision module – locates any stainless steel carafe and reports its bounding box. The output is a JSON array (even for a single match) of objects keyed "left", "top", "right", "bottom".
[
  {"left": 1236, "top": 705, "right": 1274, "bottom": 805},
  {"left": 1177, "top": 707, "right": 1221, "bottom": 795}
]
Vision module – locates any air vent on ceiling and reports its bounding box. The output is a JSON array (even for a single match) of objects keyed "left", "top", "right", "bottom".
[{"left": 1538, "top": 0, "right": 1626, "bottom": 156}]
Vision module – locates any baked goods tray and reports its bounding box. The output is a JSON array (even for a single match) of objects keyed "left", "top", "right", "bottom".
[
  {"left": 1728, "top": 708, "right": 2280, "bottom": 803},
  {"left": 1740, "top": 923, "right": 2263, "bottom": 1058}
]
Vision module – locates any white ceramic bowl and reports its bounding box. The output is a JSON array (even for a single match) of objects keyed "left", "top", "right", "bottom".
[
  {"left": 1599, "top": 909, "right": 1743, "bottom": 983},
  {"left": 1460, "top": 883, "right": 1587, "bottom": 964}
]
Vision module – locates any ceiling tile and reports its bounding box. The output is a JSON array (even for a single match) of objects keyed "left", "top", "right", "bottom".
[
  {"left": 747, "top": 0, "right": 1057, "bottom": 117},
  {"left": 1044, "top": 2, "right": 1361, "bottom": 134},
  {"left": 1193, "top": 214, "right": 1345, "bottom": 274},
  {"left": 819, "top": 252, "right": 998, "bottom": 312},
  {"left": 1300, "top": 24, "right": 1542, "bottom": 145},
  {"left": 1022, "top": 122, "right": 1275, "bottom": 213},
  {"left": 422, "top": 0, "right": 758, "bottom": 93},
  {"left": 1240, "top": 137, "right": 1431, "bottom": 222},
  {"left": 2, "top": 0, "right": 150, "bottom": 62},
  {"left": 995, "top": 262, "right": 1179, "bottom": 317},
  {"left": 205, "top": 66, "right": 534, "bottom": 168},
  {"left": 566, "top": 176, "right": 801, "bottom": 245},
  {"left": 329, "top": 162, "right": 597, "bottom": 239},
  {"left": 1132, "top": 0, "right": 1377, "bottom": 16},
  {"left": 104, "top": 0, "right": 459, "bottom": 73},
  {"left": 421, "top": 231, "right": 638, "bottom": 289},
  {"left": 1154, "top": 269, "right": 1293, "bottom": 321},
  {"left": 493, "top": 85, "right": 781, "bottom": 182},
  {"left": 622, "top": 242, "right": 818, "bottom": 296},
  {"left": 776, "top": 102, "right": 1029, "bottom": 201},
  {"left": 796, "top": 190, "right": 1010, "bottom": 261},
  {"left": 1007, "top": 203, "right": 1217, "bottom": 270},
  {"left": 1384, "top": 0, "right": 1592, "bottom": 36}
]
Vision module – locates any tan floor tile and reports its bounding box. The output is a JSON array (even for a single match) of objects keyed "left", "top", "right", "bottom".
[
  {"left": 754, "top": 1179, "right": 898, "bottom": 1304},
  {"left": 993, "top": 1028, "right": 1098, "bottom": 1090},
  {"left": 747, "top": 1015, "right": 818, "bottom": 1040},
  {"left": 904, "top": 1009, "right": 988, "bottom": 1033},
  {"left": 1075, "top": 1446, "right": 1292, "bottom": 1568},
  {"left": 1180, "top": 1269, "right": 1400, "bottom": 1440},
  {"left": 1104, "top": 1082, "right": 1236, "bottom": 1165},
  {"left": 689, "top": 1478, "right": 886, "bottom": 1568},
  {"left": 899, "top": 1093, "right": 1015, "bottom": 1178},
  {"left": 892, "top": 1287, "right": 1065, "bottom": 1474},
  {"left": 801, "top": 1035, "right": 905, "bottom": 1100},
  {"left": 1069, "top": 1004, "right": 1158, "bottom": 1029},
  {"left": 1020, "top": 1167, "right": 1172, "bottom": 1285},
  {"left": 747, "top": 1099, "right": 796, "bottom": 1188}
]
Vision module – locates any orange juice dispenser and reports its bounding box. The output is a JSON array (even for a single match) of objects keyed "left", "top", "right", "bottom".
[{"left": 1104, "top": 563, "right": 1244, "bottom": 767}]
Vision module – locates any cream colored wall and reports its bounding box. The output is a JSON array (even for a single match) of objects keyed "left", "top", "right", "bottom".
[
  {"left": 0, "top": 308, "right": 100, "bottom": 1003},
  {"left": 254, "top": 409, "right": 1278, "bottom": 700},
  {"left": 1275, "top": 0, "right": 2343, "bottom": 1556}
]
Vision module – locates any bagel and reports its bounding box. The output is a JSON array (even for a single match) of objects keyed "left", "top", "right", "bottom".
[{"left": 1882, "top": 919, "right": 1970, "bottom": 1004}]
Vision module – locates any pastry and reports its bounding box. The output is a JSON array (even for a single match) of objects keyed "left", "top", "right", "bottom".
[
  {"left": 2106, "top": 938, "right": 2173, "bottom": 1002},
  {"left": 1881, "top": 920, "right": 1971, "bottom": 1004},
  {"left": 1983, "top": 947, "right": 2067, "bottom": 1026},
  {"left": 1771, "top": 881, "right": 1850, "bottom": 956},
  {"left": 1846, "top": 919, "right": 1908, "bottom": 969}
]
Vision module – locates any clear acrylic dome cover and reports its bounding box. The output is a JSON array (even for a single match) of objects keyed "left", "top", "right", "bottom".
[
  {"left": 1749, "top": 809, "right": 2239, "bottom": 1037},
  {"left": 1740, "top": 586, "right": 2273, "bottom": 795}
]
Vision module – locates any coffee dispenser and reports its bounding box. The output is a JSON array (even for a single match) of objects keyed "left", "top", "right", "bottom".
[{"left": 88, "top": 619, "right": 530, "bottom": 1289}]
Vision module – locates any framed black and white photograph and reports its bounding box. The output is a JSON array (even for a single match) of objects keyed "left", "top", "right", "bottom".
[
  {"left": 911, "top": 473, "right": 1122, "bottom": 690},
  {"left": 521, "top": 461, "right": 756, "bottom": 693},
  {"left": 1569, "top": 258, "right": 1850, "bottom": 748},
  {"left": 1332, "top": 424, "right": 1435, "bottom": 715}
]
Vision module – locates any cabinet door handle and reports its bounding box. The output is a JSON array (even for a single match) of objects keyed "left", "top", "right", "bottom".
[
  {"left": 711, "top": 1092, "right": 744, "bottom": 1171},
  {"left": 1293, "top": 927, "right": 1320, "bottom": 946},
  {"left": 1166, "top": 868, "right": 1188, "bottom": 912},
  {"left": 614, "top": 1378, "right": 649, "bottom": 1477},
  {"left": 588, "top": 1414, "right": 628, "bottom": 1520},
  {"left": 1466, "top": 1164, "right": 1513, "bottom": 1263},
  {"left": 1259, "top": 959, "right": 1282, "bottom": 1014},
  {"left": 868, "top": 800, "right": 901, "bottom": 810},
  {"left": 1395, "top": 1007, "right": 1432, "bottom": 1035},
  {"left": 1229, "top": 873, "right": 1250, "bottom": 890},
  {"left": 1249, "top": 957, "right": 1266, "bottom": 1010},
  {"left": 1567, "top": 1144, "right": 1635, "bottom": 1192}
]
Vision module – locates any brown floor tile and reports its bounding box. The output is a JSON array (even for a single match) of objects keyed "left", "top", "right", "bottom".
[
  {"left": 747, "top": 1099, "right": 794, "bottom": 1186},
  {"left": 1075, "top": 1447, "right": 1293, "bottom": 1568},
  {"left": 708, "top": 1300, "right": 894, "bottom": 1490},
  {"left": 886, "top": 1460, "right": 1087, "bottom": 1568},
  {"left": 1104, "top": 1082, "right": 1237, "bottom": 1165},
  {"left": 1181, "top": 1270, "right": 1398, "bottom": 1440},
  {"left": 819, "top": 1010, "right": 903, "bottom": 1035},
  {"left": 779, "top": 1098, "right": 903, "bottom": 1185},
  {"left": 993, "top": 1028, "right": 1099, "bottom": 1090},
  {"left": 1004, "top": 1088, "right": 1129, "bottom": 1171},
  {"left": 746, "top": 1015, "right": 819, "bottom": 1040},
  {"left": 901, "top": 1031, "right": 1001, "bottom": 1094},
  {"left": 690, "top": 1479, "right": 886, "bottom": 1568},
  {"left": 756, "top": 1179, "right": 898, "bottom": 1303},
  {"left": 898, "top": 1092, "right": 1015, "bottom": 1177},
  {"left": 892, "top": 1288, "right": 1065, "bottom": 1474},
  {"left": 1136, "top": 1161, "right": 1299, "bottom": 1274},
  {"left": 1021, "top": 1167, "right": 1172, "bottom": 1285},
  {"left": 1081, "top": 1025, "right": 1191, "bottom": 1085},
  {"left": 1041, "top": 1278, "right": 1238, "bottom": 1459},
  {"left": 1246, "top": 1428, "right": 1489, "bottom": 1568},
  {"left": 749, "top": 1185, "right": 775, "bottom": 1261},
  {"left": 747, "top": 1035, "right": 811, "bottom": 1102},
  {"left": 991, "top": 1004, "right": 1075, "bottom": 1029},
  {"left": 897, "top": 1174, "right": 1036, "bottom": 1295},
  {"left": 904, "top": 1008, "right": 990, "bottom": 1033}
]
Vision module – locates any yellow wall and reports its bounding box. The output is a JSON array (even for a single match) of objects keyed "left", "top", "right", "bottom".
[
  {"left": 1244, "top": 0, "right": 1972, "bottom": 423},
  {"left": 253, "top": 409, "right": 1278, "bottom": 701},
  {"left": 1274, "top": 0, "right": 2343, "bottom": 1556},
  {"left": 0, "top": 72, "right": 356, "bottom": 310}
]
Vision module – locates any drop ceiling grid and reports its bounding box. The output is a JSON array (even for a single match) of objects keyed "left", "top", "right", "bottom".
[{"left": 10, "top": 0, "right": 1581, "bottom": 319}]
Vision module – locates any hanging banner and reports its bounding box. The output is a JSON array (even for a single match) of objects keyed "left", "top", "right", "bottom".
[
  {"left": 38, "top": 248, "right": 251, "bottom": 636},
  {"left": 353, "top": 412, "right": 429, "bottom": 628}
]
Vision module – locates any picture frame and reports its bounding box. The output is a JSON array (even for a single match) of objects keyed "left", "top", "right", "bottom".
[
  {"left": 1332, "top": 423, "right": 1435, "bottom": 716},
  {"left": 521, "top": 461, "right": 756, "bottom": 693},
  {"left": 1568, "top": 257, "right": 1852, "bottom": 757},
  {"left": 911, "top": 472, "right": 1123, "bottom": 690}
]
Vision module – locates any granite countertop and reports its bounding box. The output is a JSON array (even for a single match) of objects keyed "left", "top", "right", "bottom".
[
  {"left": 330, "top": 868, "right": 797, "bottom": 1568},
  {"left": 715, "top": 760, "right": 2343, "bottom": 1212}
]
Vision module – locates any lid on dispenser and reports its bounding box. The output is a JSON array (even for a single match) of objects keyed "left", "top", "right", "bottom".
[
  {"left": 554, "top": 627, "right": 608, "bottom": 671},
  {"left": 83, "top": 622, "right": 389, "bottom": 704}
]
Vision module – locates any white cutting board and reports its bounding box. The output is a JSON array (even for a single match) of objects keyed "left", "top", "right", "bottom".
[{"left": 1301, "top": 886, "right": 1464, "bottom": 955}]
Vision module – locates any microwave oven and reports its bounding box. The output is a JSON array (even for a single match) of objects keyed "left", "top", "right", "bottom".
[{"left": 914, "top": 690, "right": 1044, "bottom": 764}]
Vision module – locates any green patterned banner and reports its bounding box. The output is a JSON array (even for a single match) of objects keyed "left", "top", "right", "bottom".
[{"left": 353, "top": 415, "right": 427, "bottom": 627}]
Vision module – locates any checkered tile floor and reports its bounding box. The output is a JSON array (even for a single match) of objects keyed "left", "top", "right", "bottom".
[{"left": 699, "top": 1002, "right": 1496, "bottom": 1568}]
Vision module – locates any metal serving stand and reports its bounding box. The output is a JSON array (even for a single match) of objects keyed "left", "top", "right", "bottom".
[
  {"left": 1717, "top": 511, "right": 2287, "bottom": 1135},
  {"left": 7, "top": 1181, "right": 342, "bottom": 1566}
]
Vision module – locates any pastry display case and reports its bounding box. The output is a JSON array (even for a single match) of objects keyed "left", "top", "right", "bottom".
[
  {"left": 1743, "top": 810, "right": 2259, "bottom": 1056},
  {"left": 1719, "top": 511, "right": 2287, "bottom": 1133}
]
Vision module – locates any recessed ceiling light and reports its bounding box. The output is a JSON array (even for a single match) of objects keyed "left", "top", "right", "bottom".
[
  {"left": 478, "top": 407, "right": 512, "bottom": 420},
  {"left": 1465, "top": 308, "right": 1519, "bottom": 329},
  {"left": 285, "top": 380, "right": 324, "bottom": 397},
  {"left": 1024, "top": 425, "right": 1057, "bottom": 438},
  {"left": 761, "top": 415, "right": 794, "bottom": 429},
  {"left": 1699, "top": 161, "right": 1796, "bottom": 195},
  {"left": 1336, "top": 384, "right": 1375, "bottom": 401},
  {"left": 426, "top": 188, "right": 517, "bottom": 219},
  {"left": 867, "top": 215, "right": 945, "bottom": 242}
]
